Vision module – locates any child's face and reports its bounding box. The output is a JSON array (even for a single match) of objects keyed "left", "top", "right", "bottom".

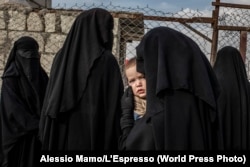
[{"left": 125, "top": 65, "right": 146, "bottom": 98}]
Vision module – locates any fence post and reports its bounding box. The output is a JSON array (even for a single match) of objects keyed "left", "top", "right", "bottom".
[
  {"left": 240, "top": 31, "right": 247, "bottom": 63},
  {"left": 210, "top": 0, "right": 220, "bottom": 65}
]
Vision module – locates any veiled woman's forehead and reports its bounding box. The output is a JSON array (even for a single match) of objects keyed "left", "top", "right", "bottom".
[{"left": 15, "top": 37, "right": 39, "bottom": 50}]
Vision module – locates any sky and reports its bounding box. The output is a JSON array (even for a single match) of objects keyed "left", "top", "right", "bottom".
[{"left": 52, "top": 0, "right": 250, "bottom": 15}]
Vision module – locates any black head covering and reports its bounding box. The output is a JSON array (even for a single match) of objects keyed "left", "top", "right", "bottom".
[
  {"left": 136, "top": 27, "right": 220, "bottom": 117},
  {"left": 2, "top": 36, "right": 48, "bottom": 115},
  {"left": 214, "top": 46, "right": 247, "bottom": 83},
  {"left": 133, "top": 27, "right": 221, "bottom": 150},
  {"left": 213, "top": 46, "right": 250, "bottom": 150},
  {"left": 0, "top": 36, "right": 48, "bottom": 166},
  {"left": 42, "top": 8, "right": 114, "bottom": 118},
  {"left": 4, "top": 36, "right": 40, "bottom": 73}
]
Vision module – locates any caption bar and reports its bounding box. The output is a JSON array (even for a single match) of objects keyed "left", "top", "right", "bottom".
[{"left": 40, "top": 154, "right": 247, "bottom": 165}]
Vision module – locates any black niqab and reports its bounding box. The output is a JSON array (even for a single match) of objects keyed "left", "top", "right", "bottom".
[
  {"left": 39, "top": 8, "right": 124, "bottom": 151},
  {"left": 136, "top": 27, "right": 219, "bottom": 113},
  {"left": 213, "top": 46, "right": 250, "bottom": 150},
  {"left": 0, "top": 36, "right": 48, "bottom": 167},
  {"left": 42, "top": 8, "right": 114, "bottom": 118},
  {"left": 128, "top": 27, "right": 221, "bottom": 150}
]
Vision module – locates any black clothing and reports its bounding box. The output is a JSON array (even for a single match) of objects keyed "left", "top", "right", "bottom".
[
  {"left": 120, "top": 27, "right": 220, "bottom": 150},
  {"left": 119, "top": 87, "right": 134, "bottom": 150},
  {"left": 39, "top": 8, "right": 124, "bottom": 150},
  {"left": 120, "top": 87, "right": 134, "bottom": 134},
  {"left": 0, "top": 36, "right": 48, "bottom": 167},
  {"left": 213, "top": 46, "right": 250, "bottom": 150},
  {"left": 119, "top": 87, "right": 155, "bottom": 151}
]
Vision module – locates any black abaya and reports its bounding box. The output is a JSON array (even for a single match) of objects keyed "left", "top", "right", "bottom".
[
  {"left": 120, "top": 27, "right": 221, "bottom": 150},
  {"left": 213, "top": 46, "right": 250, "bottom": 150},
  {"left": 0, "top": 36, "right": 48, "bottom": 167},
  {"left": 39, "top": 8, "right": 124, "bottom": 150}
]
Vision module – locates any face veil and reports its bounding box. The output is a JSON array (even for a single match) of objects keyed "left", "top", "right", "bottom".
[
  {"left": 0, "top": 36, "right": 48, "bottom": 166},
  {"left": 4, "top": 36, "right": 43, "bottom": 95},
  {"left": 213, "top": 46, "right": 250, "bottom": 150},
  {"left": 39, "top": 8, "right": 124, "bottom": 151},
  {"left": 131, "top": 27, "right": 221, "bottom": 150},
  {"left": 41, "top": 8, "right": 115, "bottom": 117},
  {"left": 136, "top": 27, "right": 220, "bottom": 112}
]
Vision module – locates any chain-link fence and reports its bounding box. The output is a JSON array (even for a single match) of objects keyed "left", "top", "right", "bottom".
[
  {"left": 53, "top": 1, "right": 250, "bottom": 78},
  {"left": 65, "top": 1, "right": 250, "bottom": 79},
  {"left": 55, "top": 2, "right": 215, "bottom": 83},
  {"left": 215, "top": 3, "right": 250, "bottom": 77},
  {"left": 217, "top": 6, "right": 250, "bottom": 49},
  {"left": 0, "top": 1, "right": 250, "bottom": 88}
]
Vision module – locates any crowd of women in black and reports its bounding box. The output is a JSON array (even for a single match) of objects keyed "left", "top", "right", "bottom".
[{"left": 0, "top": 8, "right": 249, "bottom": 167}]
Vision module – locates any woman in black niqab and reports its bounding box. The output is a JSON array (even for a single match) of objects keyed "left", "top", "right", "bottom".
[
  {"left": 122, "top": 27, "right": 221, "bottom": 150},
  {"left": 0, "top": 36, "right": 48, "bottom": 167},
  {"left": 39, "top": 8, "right": 124, "bottom": 150},
  {"left": 213, "top": 46, "right": 250, "bottom": 150}
]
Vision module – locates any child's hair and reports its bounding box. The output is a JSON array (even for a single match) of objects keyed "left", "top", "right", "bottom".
[{"left": 124, "top": 57, "right": 136, "bottom": 71}]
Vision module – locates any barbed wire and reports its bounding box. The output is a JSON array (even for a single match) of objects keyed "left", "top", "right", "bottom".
[{"left": 1, "top": 1, "right": 250, "bottom": 85}]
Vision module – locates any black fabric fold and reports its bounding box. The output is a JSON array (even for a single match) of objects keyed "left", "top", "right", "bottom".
[
  {"left": 39, "top": 8, "right": 124, "bottom": 151},
  {"left": 213, "top": 46, "right": 250, "bottom": 150},
  {"left": 0, "top": 36, "right": 48, "bottom": 167},
  {"left": 123, "top": 27, "right": 221, "bottom": 150}
]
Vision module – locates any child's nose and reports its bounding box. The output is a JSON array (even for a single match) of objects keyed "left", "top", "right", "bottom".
[{"left": 135, "top": 79, "right": 142, "bottom": 86}]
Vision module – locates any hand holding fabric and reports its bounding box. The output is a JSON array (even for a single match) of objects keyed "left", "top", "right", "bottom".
[{"left": 120, "top": 86, "right": 134, "bottom": 134}]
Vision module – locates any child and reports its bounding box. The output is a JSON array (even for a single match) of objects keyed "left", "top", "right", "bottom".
[
  {"left": 124, "top": 57, "right": 146, "bottom": 120},
  {"left": 119, "top": 57, "right": 149, "bottom": 150}
]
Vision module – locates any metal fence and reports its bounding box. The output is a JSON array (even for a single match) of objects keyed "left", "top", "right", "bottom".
[
  {"left": 63, "top": 2, "right": 214, "bottom": 67},
  {"left": 211, "top": 0, "right": 250, "bottom": 77},
  {"left": 1, "top": 0, "right": 250, "bottom": 84},
  {"left": 58, "top": 2, "right": 215, "bottom": 82},
  {"left": 54, "top": 0, "right": 250, "bottom": 78}
]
